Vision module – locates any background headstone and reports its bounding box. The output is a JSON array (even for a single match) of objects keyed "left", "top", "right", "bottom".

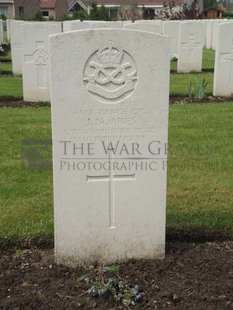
[
  {"left": 177, "top": 21, "right": 204, "bottom": 73},
  {"left": 0, "top": 19, "right": 3, "bottom": 44},
  {"left": 11, "top": 20, "right": 26, "bottom": 75},
  {"left": 63, "top": 20, "right": 91, "bottom": 32},
  {"left": 21, "top": 22, "right": 62, "bottom": 102},
  {"left": 213, "top": 22, "right": 233, "bottom": 97},
  {"left": 50, "top": 29, "right": 170, "bottom": 266},
  {"left": 6, "top": 19, "right": 11, "bottom": 41},
  {"left": 211, "top": 19, "right": 224, "bottom": 50},
  {"left": 205, "top": 19, "right": 213, "bottom": 50},
  {"left": 163, "top": 21, "right": 180, "bottom": 58},
  {"left": 90, "top": 22, "right": 122, "bottom": 29},
  {"left": 124, "top": 23, "right": 162, "bottom": 34}
]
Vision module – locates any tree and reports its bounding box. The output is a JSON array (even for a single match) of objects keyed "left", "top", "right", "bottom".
[
  {"left": 89, "top": 3, "right": 109, "bottom": 20},
  {"left": 155, "top": 0, "right": 200, "bottom": 20},
  {"left": 118, "top": 0, "right": 141, "bottom": 21}
]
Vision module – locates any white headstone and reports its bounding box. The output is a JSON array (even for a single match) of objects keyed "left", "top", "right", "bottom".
[
  {"left": 213, "top": 22, "right": 233, "bottom": 97},
  {"left": 212, "top": 19, "right": 224, "bottom": 50},
  {"left": 177, "top": 21, "right": 204, "bottom": 73},
  {"left": 63, "top": 21, "right": 121, "bottom": 32},
  {"left": 197, "top": 20, "right": 206, "bottom": 48},
  {"left": 50, "top": 29, "right": 170, "bottom": 266},
  {"left": 11, "top": 20, "right": 26, "bottom": 75},
  {"left": 63, "top": 20, "right": 91, "bottom": 32},
  {"left": 124, "top": 23, "right": 161, "bottom": 34},
  {"left": 21, "top": 22, "right": 62, "bottom": 102},
  {"left": 163, "top": 21, "right": 180, "bottom": 58},
  {"left": 6, "top": 19, "right": 11, "bottom": 41},
  {"left": 90, "top": 22, "right": 122, "bottom": 29},
  {"left": 0, "top": 20, "right": 3, "bottom": 44},
  {"left": 205, "top": 19, "right": 213, "bottom": 50}
]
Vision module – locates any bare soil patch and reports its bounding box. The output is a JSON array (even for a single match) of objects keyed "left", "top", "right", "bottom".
[{"left": 0, "top": 242, "right": 232, "bottom": 309}]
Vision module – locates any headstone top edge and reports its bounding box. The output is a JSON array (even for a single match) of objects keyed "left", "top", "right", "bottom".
[{"left": 49, "top": 28, "right": 170, "bottom": 41}]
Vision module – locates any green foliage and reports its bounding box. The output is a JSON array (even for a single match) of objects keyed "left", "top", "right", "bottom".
[
  {"left": 223, "top": 11, "right": 233, "bottom": 19},
  {"left": 80, "top": 265, "right": 142, "bottom": 306},
  {"left": 0, "top": 14, "right": 7, "bottom": 20},
  {"left": 203, "top": 0, "right": 218, "bottom": 9},
  {"left": 72, "top": 10, "right": 89, "bottom": 21},
  {"left": 32, "top": 11, "right": 44, "bottom": 21},
  {"left": 89, "top": 3, "right": 109, "bottom": 21},
  {"left": 13, "top": 249, "right": 27, "bottom": 258},
  {"left": 118, "top": 2, "right": 140, "bottom": 21},
  {"left": 188, "top": 78, "right": 208, "bottom": 99}
]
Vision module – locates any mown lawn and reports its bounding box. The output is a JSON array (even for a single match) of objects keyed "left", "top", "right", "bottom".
[
  {"left": 170, "top": 48, "right": 215, "bottom": 72},
  {"left": 0, "top": 61, "right": 12, "bottom": 74},
  {"left": 0, "top": 76, "right": 23, "bottom": 99},
  {"left": 0, "top": 104, "right": 232, "bottom": 246}
]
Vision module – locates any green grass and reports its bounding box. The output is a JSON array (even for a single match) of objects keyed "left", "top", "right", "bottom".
[
  {"left": 170, "top": 49, "right": 215, "bottom": 72},
  {"left": 0, "top": 108, "right": 53, "bottom": 246},
  {"left": 0, "top": 61, "right": 12, "bottom": 74},
  {"left": 170, "top": 72, "right": 213, "bottom": 96},
  {"left": 0, "top": 104, "right": 232, "bottom": 246},
  {"left": 0, "top": 52, "right": 11, "bottom": 62},
  {"left": 0, "top": 76, "right": 23, "bottom": 99},
  {"left": 167, "top": 103, "right": 233, "bottom": 237},
  {"left": 202, "top": 49, "right": 215, "bottom": 70}
]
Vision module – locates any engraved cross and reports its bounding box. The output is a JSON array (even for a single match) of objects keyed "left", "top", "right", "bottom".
[
  {"left": 24, "top": 41, "right": 48, "bottom": 88},
  {"left": 87, "top": 152, "right": 136, "bottom": 229},
  {"left": 181, "top": 33, "right": 202, "bottom": 64}
]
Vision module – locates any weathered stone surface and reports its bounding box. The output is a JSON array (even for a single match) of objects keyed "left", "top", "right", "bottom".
[{"left": 50, "top": 29, "right": 170, "bottom": 266}]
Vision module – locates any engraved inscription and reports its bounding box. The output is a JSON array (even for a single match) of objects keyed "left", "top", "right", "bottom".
[{"left": 83, "top": 40, "right": 138, "bottom": 103}]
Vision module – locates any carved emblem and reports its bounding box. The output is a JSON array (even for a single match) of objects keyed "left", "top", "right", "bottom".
[
  {"left": 33, "top": 47, "right": 48, "bottom": 66},
  {"left": 83, "top": 41, "right": 138, "bottom": 103}
]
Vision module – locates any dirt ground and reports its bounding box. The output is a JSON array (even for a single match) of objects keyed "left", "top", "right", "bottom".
[{"left": 0, "top": 241, "right": 232, "bottom": 310}]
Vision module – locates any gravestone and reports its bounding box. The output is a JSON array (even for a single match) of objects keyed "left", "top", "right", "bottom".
[
  {"left": 90, "top": 22, "right": 122, "bottom": 29},
  {"left": 197, "top": 20, "right": 206, "bottom": 48},
  {"left": 212, "top": 19, "right": 223, "bottom": 50},
  {"left": 11, "top": 20, "right": 26, "bottom": 75},
  {"left": 6, "top": 19, "right": 11, "bottom": 41},
  {"left": 0, "top": 20, "right": 3, "bottom": 44},
  {"left": 63, "top": 21, "right": 121, "bottom": 32},
  {"left": 177, "top": 21, "right": 204, "bottom": 73},
  {"left": 213, "top": 22, "right": 233, "bottom": 96},
  {"left": 63, "top": 20, "right": 92, "bottom": 32},
  {"left": 124, "top": 23, "right": 161, "bottom": 34},
  {"left": 21, "top": 22, "right": 62, "bottom": 102},
  {"left": 205, "top": 19, "right": 213, "bottom": 50},
  {"left": 50, "top": 29, "right": 170, "bottom": 266},
  {"left": 163, "top": 21, "right": 180, "bottom": 58}
]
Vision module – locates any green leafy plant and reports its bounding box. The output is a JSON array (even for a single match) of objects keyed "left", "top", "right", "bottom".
[
  {"left": 13, "top": 249, "right": 27, "bottom": 258},
  {"left": 188, "top": 78, "right": 208, "bottom": 99}
]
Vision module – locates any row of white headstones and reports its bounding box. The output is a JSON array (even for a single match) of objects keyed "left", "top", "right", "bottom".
[
  {"left": 0, "top": 19, "right": 232, "bottom": 266},
  {"left": 0, "top": 18, "right": 233, "bottom": 102}
]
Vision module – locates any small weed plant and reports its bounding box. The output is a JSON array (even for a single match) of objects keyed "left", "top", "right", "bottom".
[
  {"left": 188, "top": 78, "right": 208, "bottom": 99},
  {"left": 79, "top": 264, "right": 142, "bottom": 307}
]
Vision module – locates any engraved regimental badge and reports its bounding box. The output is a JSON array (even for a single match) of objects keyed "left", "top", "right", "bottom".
[
  {"left": 34, "top": 47, "right": 48, "bottom": 66},
  {"left": 83, "top": 41, "right": 138, "bottom": 103}
]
